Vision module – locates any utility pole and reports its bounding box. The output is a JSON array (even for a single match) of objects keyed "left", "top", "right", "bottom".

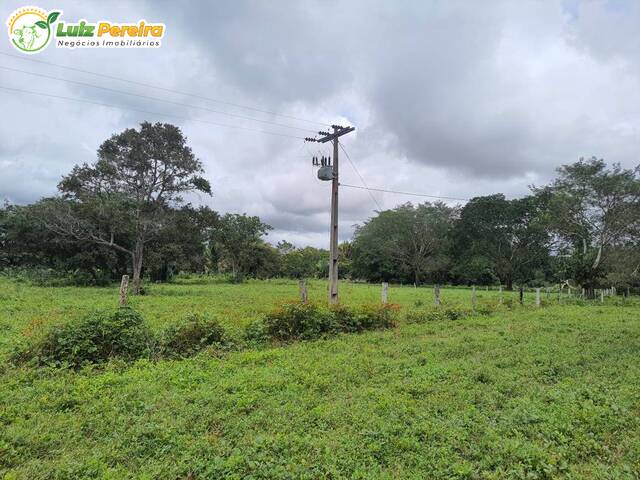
[{"left": 306, "top": 124, "right": 355, "bottom": 304}]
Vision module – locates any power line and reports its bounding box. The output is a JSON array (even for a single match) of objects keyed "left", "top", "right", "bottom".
[
  {"left": 339, "top": 183, "right": 470, "bottom": 202},
  {"left": 338, "top": 141, "right": 382, "bottom": 211},
  {"left": 0, "top": 85, "right": 306, "bottom": 140},
  {"left": 0, "top": 65, "right": 318, "bottom": 133},
  {"left": 0, "top": 51, "right": 330, "bottom": 127}
]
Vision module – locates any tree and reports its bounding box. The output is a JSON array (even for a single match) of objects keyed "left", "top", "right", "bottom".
[
  {"left": 1, "top": 201, "right": 129, "bottom": 283},
  {"left": 451, "top": 194, "right": 551, "bottom": 289},
  {"left": 144, "top": 205, "right": 219, "bottom": 281},
  {"left": 277, "top": 241, "right": 329, "bottom": 279},
  {"left": 245, "top": 242, "right": 281, "bottom": 279},
  {"left": 213, "top": 213, "right": 272, "bottom": 282},
  {"left": 40, "top": 122, "right": 211, "bottom": 293},
  {"left": 352, "top": 202, "right": 456, "bottom": 285},
  {"left": 537, "top": 157, "right": 640, "bottom": 293}
]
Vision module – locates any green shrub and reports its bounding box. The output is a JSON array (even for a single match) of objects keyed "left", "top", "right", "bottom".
[
  {"left": 350, "top": 303, "right": 398, "bottom": 330},
  {"left": 475, "top": 300, "right": 500, "bottom": 315},
  {"left": 13, "top": 308, "right": 151, "bottom": 368},
  {"left": 246, "top": 302, "right": 398, "bottom": 343},
  {"left": 330, "top": 303, "right": 397, "bottom": 333},
  {"left": 159, "top": 313, "right": 226, "bottom": 358},
  {"left": 1, "top": 267, "right": 113, "bottom": 287},
  {"left": 244, "top": 318, "right": 271, "bottom": 344},
  {"left": 260, "top": 301, "right": 334, "bottom": 341},
  {"left": 405, "top": 305, "right": 470, "bottom": 323}
]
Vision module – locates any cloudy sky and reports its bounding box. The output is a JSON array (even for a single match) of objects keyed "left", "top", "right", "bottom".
[{"left": 2, "top": 0, "right": 639, "bottom": 247}]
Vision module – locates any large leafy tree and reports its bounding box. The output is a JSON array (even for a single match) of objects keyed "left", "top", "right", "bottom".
[
  {"left": 277, "top": 241, "right": 329, "bottom": 279},
  {"left": 1, "top": 201, "right": 129, "bottom": 283},
  {"left": 213, "top": 213, "right": 272, "bottom": 282},
  {"left": 143, "top": 205, "right": 219, "bottom": 282},
  {"left": 451, "top": 194, "right": 551, "bottom": 289},
  {"left": 352, "top": 202, "right": 456, "bottom": 285},
  {"left": 40, "top": 122, "right": 211, "bottom": 293},
  {"left": 536, "top": 157, "right": 640, "bottom": 292}
]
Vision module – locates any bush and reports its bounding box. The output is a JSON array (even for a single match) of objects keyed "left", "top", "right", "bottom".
[
  {"left": 0, "top": 267, "right": 113, "bottom": 287},
  {"left": 159, "top": 313, "right": 227, "bottom": 358},
  {"left": 349, "top": 304, "right": 398, "bottom": 331},
  {"left": 244, "top": 317, "right": 271, "bottom": 344},
  {"left": 13, "top": 308, "right": 151, "bottom": 368},
  {"left": 246, "top": 302, "right": 398, "bottom": 343},
  {"left": 260, "top": 301, "right": 334, "bottom": 341},
  {"left": 475, "top": 300, "right": 500, "bottom": 315},
  {"left": 405, "top": 305, "right": 470, "bottom": 323}
]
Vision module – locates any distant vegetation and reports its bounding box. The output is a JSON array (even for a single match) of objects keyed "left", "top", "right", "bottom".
[{"left": 1, "top": 122, "right": 639, "bottom": 296}]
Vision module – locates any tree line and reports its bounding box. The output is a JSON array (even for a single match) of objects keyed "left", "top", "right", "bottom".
[
  {"left": 1, "top": 122, "right": 639, "bottom": 294},
  {"left": 351, "top": 159, "right": 640, "bottom": 293}
]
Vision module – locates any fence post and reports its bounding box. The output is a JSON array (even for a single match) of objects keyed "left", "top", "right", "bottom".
[
  {"left": 546, "top": 287, "right": 550, "bottom": 300},
  {"left": 499, "top": 285, "right": 503, "bottom": 304},
  {"left": 299, "top": 279, "right": 308, "bottom": 303},
  {"left": 471, "top": 285, "right": 477, "bottom": 310},
  {"left": 119, "top": 275, "right": 129, "bottom": 307},
  {"left": 382, "top": 282, "right": 389, "bottom": 304},
  {"left": 434, "top": 284, "right": 441, "bottom": 307},
  {"left": 536, "top": 288, "right": 541, "bottom": 307},
  {"left": 600, "top": 289, "right": 604, "bottom": 303},
  {"left": 519, "top": 286, "right": 524, "bottom": 306}
]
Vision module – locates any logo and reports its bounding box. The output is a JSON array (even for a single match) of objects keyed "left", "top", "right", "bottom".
[
  {"left": 7, "top": 6, "right": 165, "bottom": 53},
  {"left": 7, "top": 6, "right": 60, "bottom": 54}
]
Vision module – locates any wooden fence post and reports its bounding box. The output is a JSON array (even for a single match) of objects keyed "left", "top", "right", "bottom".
[
  {"left": 299, "top": 279, "right": 308, "bottom": 303},
  {"left": 119, "top": 275, "right": 129, "bottom": 307},
  {"left": 499, "top": 285, "right": 503, "bottom": 304},
  {"left": 434, "top": 284, "right": 441, "bottom": 307},
  {"left": 600, "top": 289, "right": 604, "bottom": 303},
  {"left": 535, "top": 288, "right": 541, "bottom": 307},
  {"left": 471, "top": 285, "right": 477, "bottom": 310},
  {"left": 382, "top": 282, "right": 389, "bottom": 304},
  {"left": 519, "top": 286, "right": 524, "bottom": 306}
]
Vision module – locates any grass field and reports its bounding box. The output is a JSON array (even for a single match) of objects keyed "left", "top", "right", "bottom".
[{"left": 1, "top": 277, "right": 639, "bottom": 478}]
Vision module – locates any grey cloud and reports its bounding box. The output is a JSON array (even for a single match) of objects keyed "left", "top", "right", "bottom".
[{"left": 2, "top": 0, "right": 640, "bottom": 246}]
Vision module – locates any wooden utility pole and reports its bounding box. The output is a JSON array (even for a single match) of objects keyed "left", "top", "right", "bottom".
[{"left": 309, "top": 125, "right": 355, "bottom": 304}]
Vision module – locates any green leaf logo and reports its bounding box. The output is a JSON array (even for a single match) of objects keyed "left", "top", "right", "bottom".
[
  {"left": 47, "top": 12, "right": 61, "bottom": 25},
  {"left": 35, "top": 20, "right": 47, "bottom": 29}
]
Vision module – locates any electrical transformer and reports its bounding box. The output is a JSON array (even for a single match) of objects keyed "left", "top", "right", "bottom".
[{"left": 317, "top": 165, "right": 334, "bottom": 181}]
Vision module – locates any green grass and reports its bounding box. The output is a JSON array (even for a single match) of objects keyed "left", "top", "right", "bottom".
[{"left": 1, "top": 277, "right": 639, "bottom": 478}]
